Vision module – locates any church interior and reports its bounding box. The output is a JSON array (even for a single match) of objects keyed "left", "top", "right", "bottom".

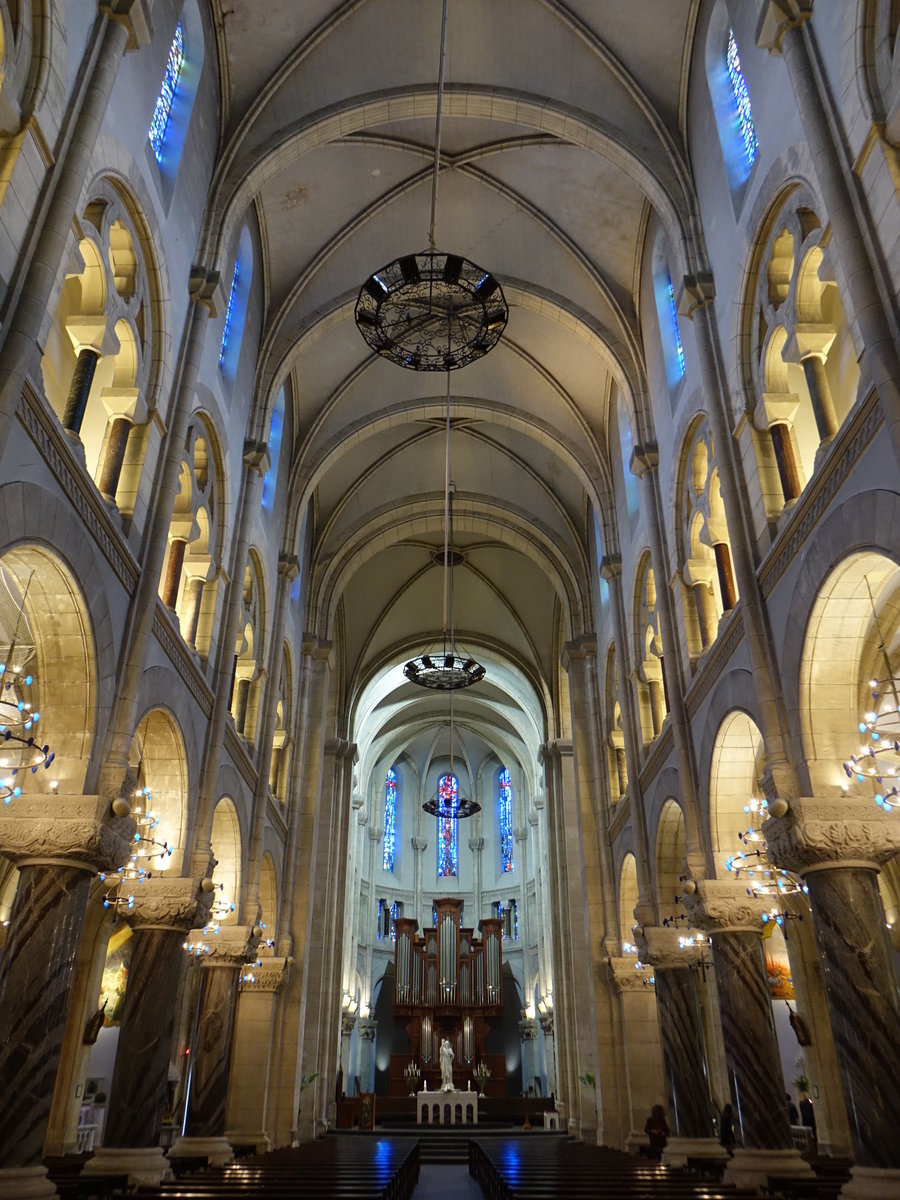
[{"left": 0, "top": 1, "right": 899, "bottom": 1198}]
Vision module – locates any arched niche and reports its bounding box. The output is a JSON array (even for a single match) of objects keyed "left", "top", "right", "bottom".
[
  {"left": 800, "top": 550, "right": 900, "bottom": 795},
  {"left": 210, "top": 796, "right": 242, "bottom": 923},
  {"left": 655, "top": 799, "right": 686, "bottom": 915},
  {"left": 618, "top": 852, "right": 638, "bottom": 948},
  {"left": 709, "top": 709, "right": 765, "bottom": 869},
  {"left": 259, "top": 851, "right": 278, "bottom": 950},
  {"left": 130, "top": 707, "right": 188, "bottom": 870}
]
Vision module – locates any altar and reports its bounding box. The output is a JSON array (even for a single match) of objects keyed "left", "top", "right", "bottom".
[{"left": 417, "top": 1089, "right": 478, "bottom": 1125}]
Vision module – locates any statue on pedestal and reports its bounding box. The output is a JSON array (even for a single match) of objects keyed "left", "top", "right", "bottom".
[{"left": 439, "top": 1037, "right": 455, "bottom": 1091}]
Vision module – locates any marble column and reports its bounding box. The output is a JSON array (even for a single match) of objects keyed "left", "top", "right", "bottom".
[
  {"left": 81, "top": 875, "right": 213, "bottom": 1186},
  {"left": 0, "top": 795, "right": 133, "bottom": 1200},
  {"left": 765, "top": 798, "right": 900, "bottom": 1200},
  {"left": 636, "top": 926, "right": 726, "bottom": 1167},
  {"left": 357, "top": 1019, "right": 377, "bottom": 1095},
  {"left": 169, "top": 924, "right": 260, "bottom": 1167},
  {"left": 225, "top": 958, "right": 289, "bottom": 1153},
  {"left": 682, "top": 878, "right": 812, "bottom": 1190}
]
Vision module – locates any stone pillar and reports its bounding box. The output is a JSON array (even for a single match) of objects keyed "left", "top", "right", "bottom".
[
  {"left": 169, "top": 924, "right": 260, "bottom": 1167},
  {"left": 411, "top": 836, "right": 428, "bottom": 928},
  {"left": 81, "top": 876, "right": 213, "bottom": 1186},
  {"left": 682, "top": 879, "right": 812, "bottom": 1190},
  {"left": 519, "top": 1017, "right": 538, "bottom": 1095},
  {"left": 539, "top": 1012, "right": 557, "bottom": 1100},
  {"left": 757, "top": 2, "right": 900, "bottom": 469},
  {"left": 225, "top": 958, "right": 289, "bottom": 1154},
  {"left": 765, "top": 798, "right": 900, "bottom": 1199},
  {"left": 0, "top": 1, "right": 150, "bottom": 450},
  {"left": 468, "top": 835, "right": 484, "bottom": 923},
  {"left": 339, "top": 1012, "right": 356, "bottom": 1089},
  {"left": 0, "top": 795, "right": 133, "bottom": 1200},
  {"left": 357, "top": 1018, "right": 377, "bottom": 1095},
  {"left": 606, "top": 955, "right": 664, "bottom": 1151},
  {"left": 636, "top": 926, "right": 726, "bottom": 1167}
]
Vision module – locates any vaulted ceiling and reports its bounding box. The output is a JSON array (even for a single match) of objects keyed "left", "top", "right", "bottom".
[{"left": 210, "top": 0, "right": 698, "bottom": 762}]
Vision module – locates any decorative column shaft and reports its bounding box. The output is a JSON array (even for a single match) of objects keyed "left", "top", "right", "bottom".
[
  {"left": 765, "top": 797, "right": 900, "bottom": 1189},
  {"left": 539, "top": 1013, "right": 557, "bottom": 1100},
  {"left": 61, "top": 348, "right": 100, "bottom": 433},
  {"left": 411, "top": 836, "right": 428, "bottom": 928},
  {"left": 468, "top": 836, "right": 484, "bottom": 924},
  {"left": 800, "top": 355, "right": 838, "bottom": 441},
  {"left": 97, "top": 415, "right": 132, "bottom": 500},
  {"left": 161, "top": 538, "right": 187, "bottom": 609},
  {"left": 713, "top": 542, "right": 737, "bottom": 611}
]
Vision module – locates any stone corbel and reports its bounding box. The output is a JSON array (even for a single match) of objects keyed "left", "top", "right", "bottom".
[
  {"left": 0, "top": 793, "right": 134, "bottom": 872},
  {"left": 188, "top": 266, "right": 224, "bottom": 316},
  {"left": 468, "top": 836, "right": 484, "bottom": 853},
  {"left": 239, "top": 956, "right": 289, "bottom": 994},
  {"left": 125, "top": 874, "right": 215, "bottom": 932},
  {"left": 605, "top": 955, "right": 653, "bottom": 992},
  {"left": 763, "top": 796, "right": 900, "bottom": 875},
  {"left": 753, "top": 391, "right": 800, "bottom": 432},
  {"left": 635, "top": 924, "right": 707, "bottom": 970},
  {"left": 630, "top": 442, "right": 659, "bottom": 478},
  {"left": 678, "top": 272, "right": 716, "bottom": 319},
  {"left": 680, "top": 877, "right": 771, "bottom": 934}
]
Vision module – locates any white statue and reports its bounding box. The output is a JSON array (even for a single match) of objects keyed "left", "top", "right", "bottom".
[{"left": 439, "top": 1037, "right": 455, "bottom": 1091}]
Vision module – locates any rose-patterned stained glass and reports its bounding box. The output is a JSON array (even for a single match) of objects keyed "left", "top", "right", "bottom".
[
  {"left": 148, "top": 23, "right": 184, "bottom": 163},
  {"left": 436, "top": 773, "right": 458, "bottom": 877},
  {"left": 383, "top": 767, "right": 397, "bottom": 872},
  {"left": 726, "top": 29, "right": 758, "bottom": 170},
  {"left": 499, "top": 767, "right": 514, "bottom": 873}
]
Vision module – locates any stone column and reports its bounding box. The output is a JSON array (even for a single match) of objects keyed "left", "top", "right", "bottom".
[
  {"left": 519, "top": 1017, "right": 538, "bottom": 1096},
  {"left": 765, "top": 798, "right": 900, "bottom": 1199},
  {"left": 757, "top": 2, "right": 900, "bottom": 469},
  {"left": 357, "top": 1018, "right": 377, "bottom": 1095},
  {"left": 0, "top": 0, "right": 150, "bottom": 450},
  {"left": 411, "top": 836, "right": 428, "bottom": 928},
  {"left": 225, "top": 958, "right": 289, "bottom": 1154},
  {"left": 682, "top": 879, "right": 812, "bottom": 1190},
  {"left": 539, "top": 1012, "right": 557, "bottom": 1101},
  {"left": 0, "top": 795, "right": 133, "bottom": 1200},
  {"left": 636, "top": 926, "right": 726, "bottom": 1167},
  {"left": 81, "top": 875, "right": 213, "bottom": 1186},
  {"left": 606, "top": 955, "right": 664, "bottom": 1151},
  {"left": 169, "top": 924, "right": 260, "bottom": 1167},
  {"left": 339, "top": 1012, "right": 356, "bottom": 1090},
  {"left": 468, "top": 835, "right": 484, "bottom": 923}
]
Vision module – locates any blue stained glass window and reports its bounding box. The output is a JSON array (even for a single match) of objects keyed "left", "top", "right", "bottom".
[
  {"left": 376, "top": 897, "right": 385, "bottom": 940},
  {"left": 499, "top": 767, "right": 514, "bottom": 873},
  {"left": 666, "top": 272, "right": 686, "bottom": 379},
  {"left": 726, "top": 29, "right": 758, "bottom": 171},
  {"left": 219, "top": 260, "right": 240, "bottom": 367},
  {"left": 390, "top": 900, "right": 399, "bottom": 941},
  {"left": 436, "top": 774, "right": 459, "bottom": 877},
  {"left": 149, "top": 23, "right": 185, "bottom": 163},
  {"left": 383, "top": 767, "right": 397, "bottom": 872}
]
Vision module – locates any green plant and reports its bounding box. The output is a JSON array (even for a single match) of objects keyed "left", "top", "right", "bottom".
[
  {"left": 792, "top": 1056, "right": 809, "bottom": 1094},
  {"left": 578, "top": 1071, "right": 596, "bottom": 1090}
]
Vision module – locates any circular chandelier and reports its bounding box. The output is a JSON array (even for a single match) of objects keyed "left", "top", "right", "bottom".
[
  {"left": 403, "top": 651, "right": 485, "bottom": 690},
  {"left": 422, "top": 769, "right": 481, "bottom": 820},
  {"left": 355, "top": 252, "right": 508, "bottom": 371}
]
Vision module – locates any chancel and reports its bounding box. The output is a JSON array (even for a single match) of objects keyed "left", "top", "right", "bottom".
[{"left": 0, "top": 2, "right": 899, "bottom": 1200}]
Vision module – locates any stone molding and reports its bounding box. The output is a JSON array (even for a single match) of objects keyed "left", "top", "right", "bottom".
[
  {"left": 126, "top": 875, "right": 214, "bottom": 932},
  {"left": 606, "top": 956, "right": 653, "bottom": 992},
  {"left": 0, "top": 794, "right": 134, "bottom": 872},
  {"left": 763, "top": 797, "right": 900, "bottom": 875},
  {"left": 188, "top": 923, "right": 261, "bottom": 968},
  {"left": 239, "top": 956, "right": 288, "bottom": 994},
  {"left": 635, "top": 925, "right": 707, "bottom": 970},
  {"left": 681, "top": 878, "right": 770, "bottom": 934}
]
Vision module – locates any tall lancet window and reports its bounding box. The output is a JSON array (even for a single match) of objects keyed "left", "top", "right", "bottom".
[
  {"left": 148, "top": 22, "right": 185, "bottom": 162},
  {"left": 437, "top": 774, "right": 459, "bottom": 877},
  {"left": 499, "top": 767, "right": 514, "bottom": 873},
  {"left": 219, "top": 260, "right": 241, "bottom": 367},
  {"left": 726, "top": 29, "right": 758, "bottom": 172},
  {"left": 383, "top": 767, "right": 397, "bottom": 872}
]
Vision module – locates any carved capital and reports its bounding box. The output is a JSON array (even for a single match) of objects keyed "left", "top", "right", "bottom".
[
  {"left": 636, "top": 925, "right": 706, "bottom": 970},
  {"left": 606, "top": 956, "right": 654, "bottom": 992},
  {"left": 411, "top": 837, "right": 428, "bottom": 853},
  {"left": 468, "top": 836, "right": 484, "bottom": 853},
  {"left": 341, "top": 1012, "right": 357, "bottom": 1036},
  {"left": 0, "top": 794, "right": 134, "bottom": 873},
  {"left": 243, "top": 438, "right": 269, "bottom": 473},
  {"left": 764, "top": 796, "right": 900, "bottom": 875},
  {"left": 188, "top": 923, "right": 261, "bottom": 969},
  {"left": 278, "top": 553, "right": 301, "bottom": 581},
  {"left": 681, "top": 878, "right": 770, "bottom": 934},
  {"left": 127, "top": 875, "right": 214, "bottom": 932},
  {"left": 100, "top": 0, "right": 152, "bottom": 50},
  {"left": 358, "top": 1018, "right": 377, "bottom": 1041},
  {"left": 518, "top": 1017, "right": 538, "bottom": 1041},
  {"left": 538, "top": 1013, "right": 554, "bottom": 1036},
  {"left": 240, "top": 957, "right": 289, "bottom": 993}
]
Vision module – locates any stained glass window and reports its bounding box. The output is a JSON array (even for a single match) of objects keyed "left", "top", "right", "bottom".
[
  {"left": 499, "top": 767, "right": 514, "bottom": 873},
  {"left": 149, "top": 23, "right": 185, "bottom": 163},
  {"left": 377, "top": 897, "right": 386, "bottom": 940},
  {"left": 666, "top": 271, "right": 685, "bottom": 379},
  {"left": 383, "top": 767, "right": 397, "bottom": 872},
  {"left": 390, "top": 900, "right": 399, "bottom": 941},
  {"left": 726, "top": 29, "right": 758, "bottom": 171},
  {"left": 436, "top": 773, "right": 458, "bottom": 877},
  {"left": 219, "top": 260, "right": 240, "bottom": 367}
]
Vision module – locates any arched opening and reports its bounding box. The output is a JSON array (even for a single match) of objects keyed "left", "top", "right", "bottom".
[
  {"left": 210, "top": 797, "right": 242, "bottom": 922},
  {"left": 709, "top": 709, "right": 766, "bottom": 868},
  {"left": 655, "top": 799, "right": 686, "bottom": 916},
  {"left": 130, "top": 707, "right": 189, "bottom": 870},
  {"left": 618, "top": 853, "right": 639, "bottom": 949}
]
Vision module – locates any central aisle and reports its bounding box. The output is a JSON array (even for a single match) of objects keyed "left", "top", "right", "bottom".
[{"left": 410, "top": 1163, "right": 484, "bottom": 1199}]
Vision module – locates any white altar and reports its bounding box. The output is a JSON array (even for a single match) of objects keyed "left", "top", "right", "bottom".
[{"left": 417, "top": 1089, "right": 478, "bottom": 1125}]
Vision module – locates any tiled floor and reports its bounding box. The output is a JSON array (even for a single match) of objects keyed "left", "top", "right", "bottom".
[{"left": 410, "top": 1163, "right": 484, "bottom": 1198}]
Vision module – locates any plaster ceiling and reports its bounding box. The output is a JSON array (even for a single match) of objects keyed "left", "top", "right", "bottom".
[{"left": 212, "top": 0, "right": 697, "bottom": 767}]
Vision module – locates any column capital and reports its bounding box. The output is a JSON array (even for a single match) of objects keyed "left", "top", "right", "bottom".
[
  {"left": 277, "top": 553, "right": 301, "bottom": 581},
  {"left": 681, "top": 877, "right": 770, "bottom": 934},
  {"left": 242, "top": 438, "right": 269, "bottom": 473},
  {"left": 518, "top": 1017, "right": 538, "bottom": 1041},
  {"left": 0, "top": 794, "right": 134, "bottom": 873},
  {"left": 561, "top": 635, "right": 597, "bottom": 670},
  {"left": 468, "top": 836, "right": 485, "bottom": 852},
  {"left": 635, "top": 924, "right": 708, "bottom": 970},
  {"left": 324, "top": 737, "right": 357, "bottom": 762},
  {"left": 539, "top": 739, "right": 573, "bottom": 762},
  {"left": 188, "top": 923, "right": 261, "bottom": 968},
  {"left": 630, "top": 442, "right": 659, "bottom": 477},
  {"left": 239, "top": 956, "right": 289, "bottom": 994},
  {"left": 411, "top": 836, "right": 428, "bottom": 853},
  {"left": 341, "top": 1011, "right": 357, "bottom": 1036},
  {"left": 756, "top": 0, "right": 813, "bottom": 55},
  {"left": 764, "top": 796, "right": 900, "bottom": 875},
  {"left": 300, "top": 635, "right": 334, "bottom": 665},
  {"left": 126, "top": 875, "right": 214, "bottom": 932},
  {"left": 606, "top": 955, "right": 653, "bottom": 992},
  {"left": 600, "top": 553, "right": 622, "bottom": 581},
  {"left": 781, "top": 325, "right": 836, "bottom": 364},
  {"left": 538, "top": 1012, "right": 554, "bottom": 1036},
  {"left": 99, "top": 0, "right": 152, "bottom": 50},
  {"left": 358, "top": 1017, "right": 377, "bottom": 1041},
  {"left": 678, "top": 272, "right": 716, "bottom": 318},
  {"left": 188, "top": 266, "right": 224, "bottom": 315},
  {"left": 66, "top": 314, "right": 120, "bottom": 357}
]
